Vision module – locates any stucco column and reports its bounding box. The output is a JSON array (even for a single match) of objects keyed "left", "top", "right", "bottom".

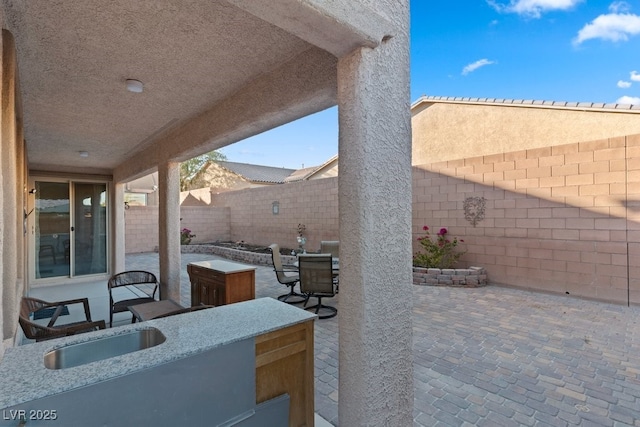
[
  {"left": 2, "top": 29, "right": 18, "bottom": 341},
  {"left": 112, "top": 182, "right": 126, "bottom": 274},
  {"left": 157, "top": 162, "right": 181, "bottom": 301},
  {"left": 336, "top": 1, "right": 413, "bottom": 425}
]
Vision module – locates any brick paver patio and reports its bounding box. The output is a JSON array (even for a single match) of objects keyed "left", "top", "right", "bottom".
[{"left": 127, "top": 252, "right": 640, "bottom": 426}]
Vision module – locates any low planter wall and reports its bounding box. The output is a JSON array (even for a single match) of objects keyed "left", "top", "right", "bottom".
[
  {"left": 413, "top": 266, "right": 488, "bottom": 287},
  {"left": 183, "top": 244, "right": 488, "bottom": 287},
  {"left": 181, "top": 244, "right": 296, "bottom": 266}
]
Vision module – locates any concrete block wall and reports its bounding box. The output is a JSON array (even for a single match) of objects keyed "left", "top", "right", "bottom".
[
  {"left": 212, "top": 177, "right": 339, "bottom": 251},
  {"left": 124, "top": 205, "right": 230, "bottom": 253},
  {"left": 123, "top": 132, "right": 640, "bottom": 305},
  {"left": 412, "top": 134, "right": 640, "bottom": 305},
  {"left": 125, "top": 206, "right": 159, "bottom": 254}
]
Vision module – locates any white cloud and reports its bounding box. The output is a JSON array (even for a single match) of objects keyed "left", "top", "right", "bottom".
[
  {"left": 609, "top": 1, "right": 631, "bottom": 13},
  {"left": 574, "top": 11, "right": 640, "bottom": 44},
  {"left": 618, "top": 80, "right": 632, "bottom": 88},
  {"left": 631, "top": 70, "right": 640, "bottom": 81},
  {"left": 617, "top": 95, "right": 640, "bottom": 104},
  {"left": 487, "top": 0, "right": 583, "bottom": 18},
  {"left": 462, "top": 59, "right": 496, "bottom": 75}
]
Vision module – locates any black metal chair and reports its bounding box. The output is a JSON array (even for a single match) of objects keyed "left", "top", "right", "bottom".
[
  {"left": 108, "top": 270, "right": 159, "bottom": 327},
  {"left": 269, "top": 243, "right": 305, "bottom": 304},
  {"left": 298, "top": 254, "right": 337, "bottom": 319},
  {"left": 19, "top": 296, "right": 106, "bottom": 342}
]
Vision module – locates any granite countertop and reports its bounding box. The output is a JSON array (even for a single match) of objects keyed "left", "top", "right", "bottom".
[
  {"left": 0, "top": 298, "right": 315, "bottom": 409},
  {"left": 188, "top": 259, "right": 258, "bottom": 274}
]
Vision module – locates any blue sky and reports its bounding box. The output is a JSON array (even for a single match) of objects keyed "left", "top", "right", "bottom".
[{"left": 220, "top": 0, "right": 640, "bottom": 169}]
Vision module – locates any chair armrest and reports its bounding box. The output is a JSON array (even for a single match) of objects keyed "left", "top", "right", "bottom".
[
  {"left": 61, "top": 320, "right": 106, "bottom": 335},
  {"left": 282, "top": 263, "right": 299, "bottom": 270},
  {"left": 275, "top": 268, "right": 298, "bottom": 274},
  {"left": 46, "top": 297, "right": 92, "bottom": 327}
]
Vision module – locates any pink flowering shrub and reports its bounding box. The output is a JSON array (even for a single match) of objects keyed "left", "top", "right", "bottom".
[
  {"left": 413, "top": 226, "right": 465, "bottom": 269},
  {"left": 180, "top": 227, "right": 196, "bottom": 245}
]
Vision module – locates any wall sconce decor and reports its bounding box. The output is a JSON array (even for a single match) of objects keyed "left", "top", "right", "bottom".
[
  {"left": 272, "top": 201, "right": 279, "bottom": 215},
  {"left": 463, "top": 196, "right": 486, "bottom": 227}
]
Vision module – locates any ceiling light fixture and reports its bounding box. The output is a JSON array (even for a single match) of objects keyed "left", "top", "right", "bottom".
[
  {"left": 79, "top": 151, "right": 89, "bottom": 158},
  {"left": 126, "top": 79, "right": 144, "bottom": 93}
]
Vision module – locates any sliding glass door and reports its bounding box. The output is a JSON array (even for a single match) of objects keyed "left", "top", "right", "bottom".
[{"left": 31, "top": 179, "right": 108, "bottom": 280}]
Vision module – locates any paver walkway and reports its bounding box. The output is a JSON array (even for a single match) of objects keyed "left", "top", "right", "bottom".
[{"left": 127, "top": 253, "right": 640, "bottom": 426}]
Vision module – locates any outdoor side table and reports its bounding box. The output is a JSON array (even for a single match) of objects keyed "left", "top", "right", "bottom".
[{"left": 188, "top": 260, "right": 256, "bottom": 307}]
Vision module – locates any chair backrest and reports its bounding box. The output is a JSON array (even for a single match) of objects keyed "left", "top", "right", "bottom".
[
  {"left": 108, "top": 270, "right": 158, "bottom": 297},
  {"left": 19, "top": 297, "right": 64, "bottom": 341},
  {"left": 269, "top": 244, "right": 286, "bottom": 279},
  {"left": 19, "top": 316, "right": 66, "bottom": 341},
  {"left": 320, "top": 241, "right": 339, "bottom": 258},
  {"left": 20, "top": 297, "right": 48, "bottom": 318},
  {"left": 298, "top": 254, "right": 334, "bottom": 295}
]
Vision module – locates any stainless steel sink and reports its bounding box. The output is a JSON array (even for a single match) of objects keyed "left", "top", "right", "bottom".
[{"left": 44, "top": 327, "right": 166, "bottom": 369}]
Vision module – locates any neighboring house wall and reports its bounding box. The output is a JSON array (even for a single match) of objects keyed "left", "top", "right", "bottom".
[
  {"left": 125, "top": 205, "right": 230, "bottom": 253},
  {"left": 203, "top": 162, "right": 252, "bottom": 193},
  {"left": 413, "top": 133, "right": 640, "bottom": 305},
  {"left": 412, "top": 99, "right": 640, "bottom": 165}
]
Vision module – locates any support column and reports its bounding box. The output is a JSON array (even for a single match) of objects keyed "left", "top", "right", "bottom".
[
  {"left": 112, "top": 182, "right": 126, "bottom": 274},
  {"left": 157, "top": 162, "right": 181, "bottom": 302},
  {"left": 337, "top": 1, "right": 413, "bottom": 425},
  {"left": 2, "top": 29, "right": 18, "bottom": 342}
]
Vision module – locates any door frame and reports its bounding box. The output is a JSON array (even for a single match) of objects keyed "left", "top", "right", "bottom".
[{"left": 27, "top": 176, "right": 111, "bottom": 286}]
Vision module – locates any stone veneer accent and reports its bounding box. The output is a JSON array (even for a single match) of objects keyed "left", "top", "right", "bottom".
[
  {"left": 181, "top": 244, "right": 297, "bottom": 267},
  {"left": 412, "top": 266, "right": 488, "bottom": 287}
]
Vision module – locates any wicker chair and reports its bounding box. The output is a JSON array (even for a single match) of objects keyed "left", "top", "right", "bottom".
[
  {"left": 269, "top": 243, "right": 305, "bottom": 304},
  {"left": 298, "top": 254, "right": 337, "bottom": 319},
  {"left": 19, "top": 297, "right": 106, "bottom": 342},
  {"left": 108, "top": 270, "right": 159, "bottom": 327}
]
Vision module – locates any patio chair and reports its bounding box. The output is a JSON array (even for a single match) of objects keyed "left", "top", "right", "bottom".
[
  {"left": 108, "top": 270, "right": 159, "bottom": 327},
  {"left": 320, "top": 240, "right": 340, "bottom": 292},
  {"left": 19, "top": 296, "right": 106, "bottom": 342},
  {"left": 298, "top": 254, "right": 337, "bottom": 319},
  {"left": 269, "top": 243, "right": 305, "bottom": 304},
  {"left": 320, "top": 241, "right": 339, "bottom": 258}
]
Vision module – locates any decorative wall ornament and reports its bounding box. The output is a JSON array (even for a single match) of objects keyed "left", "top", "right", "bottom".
[{"left": 463, "top": 196, "right": 486, "bottom": 227}]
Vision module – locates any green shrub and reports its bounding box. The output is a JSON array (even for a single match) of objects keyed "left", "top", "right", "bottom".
[{"left": 413, "top": 226, "right": 465, "bottom": 269}]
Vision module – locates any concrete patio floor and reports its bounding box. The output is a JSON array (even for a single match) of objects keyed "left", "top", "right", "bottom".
[{"left": 28, "top": 252, "right": 640, "bottom": 426}]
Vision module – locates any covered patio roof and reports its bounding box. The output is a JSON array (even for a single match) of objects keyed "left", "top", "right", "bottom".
[{"left": 3, "top": 0, "right": 389, "bottom": 179}]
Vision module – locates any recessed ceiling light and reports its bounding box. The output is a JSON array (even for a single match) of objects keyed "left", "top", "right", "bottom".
[
  {"left": 79, "top": 151, "right": 89, "bottom": 158},
  {"left": 126, "top": 79, "right": 144, "bottom": 93}
]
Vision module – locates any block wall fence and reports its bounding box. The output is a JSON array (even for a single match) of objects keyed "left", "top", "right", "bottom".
[
  {"left": 124, "top": 132, "right": 640, "bottom": 305},
  {"left": 124, "top": 206, "right": 230, "bottom": 253}
]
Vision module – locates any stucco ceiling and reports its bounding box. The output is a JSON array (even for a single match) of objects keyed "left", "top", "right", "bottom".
[{"left": 1, "top": 0, "right": 316, "bottom": 174}]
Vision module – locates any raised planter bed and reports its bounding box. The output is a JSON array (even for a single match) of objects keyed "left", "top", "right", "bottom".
[
  {"left": 412, "top": 266, "right": 488, "bottom": 287},
  {"left": 183, "top": 244, "right": 488, "bottom": 287},
  {"left": 181, "top": 244, "right": 297, "bottom": 266}
]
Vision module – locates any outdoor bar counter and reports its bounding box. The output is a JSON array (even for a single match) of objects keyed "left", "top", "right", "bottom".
[{"left": 0, "top": 298, "right": 316, "bottom": 426}]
